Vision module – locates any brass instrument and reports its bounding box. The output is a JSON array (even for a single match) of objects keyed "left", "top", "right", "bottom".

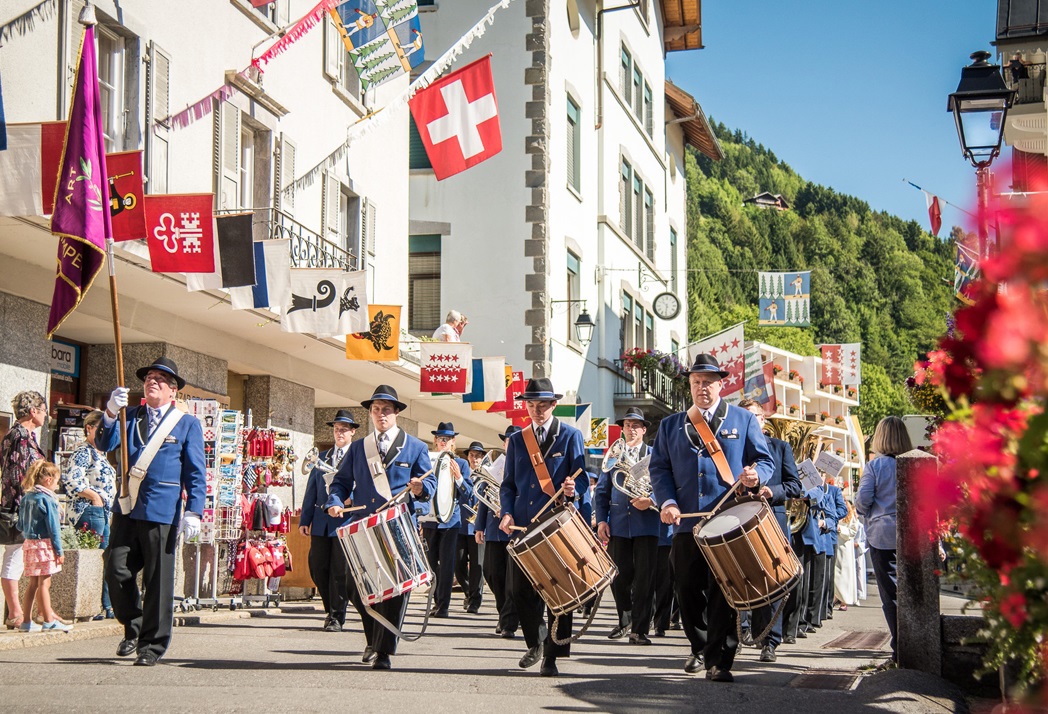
[
  {"left": 786, "top": 498, "right": 810, "bottom": 534},
  {"left": 471, "top": 451, "right": 503, "bottom": 514},
  {"left": 602, "top": 439, "right": 657, "bottom": 511},
  {"left": 301, "top": 446, "right": 338, "bottom": 475}
]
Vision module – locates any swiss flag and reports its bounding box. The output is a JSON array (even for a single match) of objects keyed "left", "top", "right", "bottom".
[
  {"left": 409, "top": 55, "right": 501, "bottom": 181},
  {"left": 924, "top": 191, "right": 943, "bottom": 237},
  {"left": 144, "top": 194, "right": 216, "bottom": 273},
  {"left": 820, "top": 344, "right": 843, "bottom": 386}
]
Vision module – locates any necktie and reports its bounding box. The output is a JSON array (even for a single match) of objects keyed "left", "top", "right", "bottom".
[
  {"left": 378, "top": 434, "right": 388, "bottom": 459},
  {"left": 148, "top": 408, "right": 160, "bottom": 434},
  {"left": 536, "top": 426, "right": 545, "bottom": 443},
  {"left": 333, "top": 448, "right": 343, "bottom": 465}
]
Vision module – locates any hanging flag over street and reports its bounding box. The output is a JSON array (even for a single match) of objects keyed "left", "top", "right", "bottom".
[
  {"left": 463, "top": 356, "right": 507, "bottom": 403},
  {"left": 144, "top": 194, "right": 215, "bottom": 273},
  {"left": 346, "top": 304, "right": 401, "bottom": 361},
  {"left": 586, "top": 418, "right": 609, "bottom": 452},
  {"left": 0, "top": 121, "right": 65, "bottom": 217},
  {"left": 106, "top": 150, "right": 146, "bottom": 241},
  {"left": 820, "top": 344, "right": 843, "bottom": 386},
  {"left": 333, "top": 0, "right": 425, "bottom": 90},
  {"left": 420, "top": 342, "right": 472, "bottom": 393},
  {"left": 742, "top": 343, "right": 770, "bottom": 406},
  {"left": 408, "top": 54, "right": 501, "bottom": 180},
  {"left": 229, "top": 239, "right": 291, "bottom": 310},
  {"left": 690, "top": 323, "right": 745, "bottom": 403},
  {"left": 759, "top": 271, "right": 810, "bottom": 327},
  {"left": 954, "top": 243, "right": 979, "bottom": 305},
  {"left": 840, "top": 343, "right": 861, "bottom": 386},
  {"left": 923, "top": 190, "right": 943, "bottom": 237},
  {"left": 186, "top": 213, "right": 257, "bottom": 292},
  {"left": 282, "top": 268, "right": 368, "bottom": 336},
  {"left": 47, "top": 25, "right": 110, "bottom": 338}
]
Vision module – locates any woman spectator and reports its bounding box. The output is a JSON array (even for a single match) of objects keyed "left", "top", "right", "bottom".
[
  {"left": 1, "top": 391, "right": 47, "bottom": 629},
  {"left": 432, "top": 311, "right": 466, "bottom": 342},
  {"left": 61, "top": 409, "right": 116, "bottom": 620},
  {"left": 833, "top": 500, "right": 860, "bottom": 610},
  {"left": 856, "top": 416, "right": 912, "bottom": 665}
]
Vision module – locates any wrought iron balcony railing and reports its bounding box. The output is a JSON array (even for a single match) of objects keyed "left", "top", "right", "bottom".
[
  {"left": 613, "top": 359, "right": 689, "bottom": 412},
  {"left": 217, "top": 207, "right": 360, "bottom": 271}
]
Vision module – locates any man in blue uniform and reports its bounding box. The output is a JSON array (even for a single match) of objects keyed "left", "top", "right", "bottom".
[
  {"left": 457, "top": 441, "right": 486, "bottom": 613},
  {"left": 649, "top": 354, "right": 774, "bottom": 682},
  {"left": 595, "top": 408, "right": 660, "bottom": 645},
  {"left": 99, "top": 357, "right": 206, "bottom": 666},
  {"left": 325, "top": 385, "right": 435, "bottom": 670},
  {"left": 475, "top": 426, "right": 520, "bottom": 639},
  {"left": 500, "top": 378, "right": 586, "bottom": 677},
  {"left": 300, "top": 409, "right": 358, "bottom": 632}
]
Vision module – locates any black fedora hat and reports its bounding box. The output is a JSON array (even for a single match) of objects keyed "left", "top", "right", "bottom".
[
  {"left": 516, "top": 377, "right": 562, "bottom": 401},
  {"left": 465, "top": 440, "right": 486, "bottom": 454},
  {"left": 616, "top": 408, "right": 650, "bottom": 428},
  {"left": 499, "top": 425, "right": 522, "bottom": 441},
  {"left": 360, "top": 384, "right": 407, "bottom": 412},
  {"left": 136, "top": 357, "right": 186, "bottom": 390},
  {"left": 688, "top": 353, "right": 730, "bottom": 378},
  {"left": 431, "top": 421, "right": 459, "bottom": 437},
  {"left": 327, "top": 409, "right": 360, "bottom": 428}
]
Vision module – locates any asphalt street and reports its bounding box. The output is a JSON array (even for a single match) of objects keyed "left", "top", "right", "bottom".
[{"left": 0, "top": 585, "right": 968, "bottom": 713}]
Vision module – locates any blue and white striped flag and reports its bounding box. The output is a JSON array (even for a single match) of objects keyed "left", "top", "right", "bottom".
[
  {"left": 463, "top": 356, "right": 506, "bottom": 403},
  {"left": 229, "top": 239, "right": 291, "bottom": 310}
]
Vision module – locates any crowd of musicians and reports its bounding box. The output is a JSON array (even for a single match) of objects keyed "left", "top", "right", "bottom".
[{"left": 295, "top": 353, "right": 881, "bottom": 680}]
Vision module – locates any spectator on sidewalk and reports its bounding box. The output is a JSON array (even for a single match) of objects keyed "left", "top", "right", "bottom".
[
  {"left": 17, "top": 460, "right": 71, "bottom": 632},
  {"left": 856, "top": 416, "right": 912, "bottom": 664},
  {"left": 432, "top": 311, "right": 467, "bottom": 342},
  {"left": 833, "top": 500, "right": 860, "bottom": 610}
]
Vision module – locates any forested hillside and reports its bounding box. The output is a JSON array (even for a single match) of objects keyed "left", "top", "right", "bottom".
[{"left": 685, "top": 122, "right": 958, "bottom": 429}]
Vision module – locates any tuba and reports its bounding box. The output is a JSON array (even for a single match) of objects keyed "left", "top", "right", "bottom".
[
  {"left": 301, "top": 446, "right": 338, "bottom": 475},
  {"left": 602, "top": 439, "right": 657, "bottom": 511},
  {"left": 471, "top": 451, "right": 503, "bottom": 514},
  {"left": 786, "top": 498, "right": 810, "bottom": 533}
]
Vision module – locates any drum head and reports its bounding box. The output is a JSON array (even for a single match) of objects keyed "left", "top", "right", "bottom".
[
  {"left": 699, "top": 501, "right": 763, "bottom": 538},
  {"left": 433, "top": 452, "right": 457, "bottom": 524}
]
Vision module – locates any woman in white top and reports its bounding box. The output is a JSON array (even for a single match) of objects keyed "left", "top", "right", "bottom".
[
  {"left": 432, "top": 310, "right": 466, "bottom": 342},
  {"left": 833, "top": 500, "right": 860, "bottom": 609}
]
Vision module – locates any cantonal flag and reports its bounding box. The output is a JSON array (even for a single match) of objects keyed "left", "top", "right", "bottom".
[
  {"left": 144, "top": 194, "right": 216, "bottom": 273},
  {"left": 106, "top": 150, "right": 146, "bottom": 241},
  {"left": 840, "top": 343, "right": 861, "bottom": 386},
  {"left": 820, "top": 344, "right": 843, "bottom": 386},
  {"left": 690, "top": 323, "right": 745, "bottom": 402},
  {"left": 420, "top": 342, "right": 472, "bottom": 393},
  {"left": 346, "top": 304, "right": 401, "bottom": 361},
  {"left": 463, "top": 356, "right": 506, "bottom": 403},
  {"left": 0, "top": 121, "right": 65, "bottom": 217},
  {"left": 229, "top": 239, "right": 291, "bottom": 311}
]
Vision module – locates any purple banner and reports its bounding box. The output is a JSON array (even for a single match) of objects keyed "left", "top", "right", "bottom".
[{"left": 48, "top": 24, "right": 111, "bottom": 337}]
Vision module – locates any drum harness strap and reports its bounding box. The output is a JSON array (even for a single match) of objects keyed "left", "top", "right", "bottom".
[
  {"left": 363, "top": 432, "right": 394, "bottom": 502},
  {"left": 521, "top": 425, "right": 558, "bottom": 499}
]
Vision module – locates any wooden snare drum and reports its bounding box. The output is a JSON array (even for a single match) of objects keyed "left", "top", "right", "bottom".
[
  {"left": 508, "top": 506, "right": 617, "bottom": 616},
  {"left": 692, "top": 499, "right": 801, "bottom": 610}
]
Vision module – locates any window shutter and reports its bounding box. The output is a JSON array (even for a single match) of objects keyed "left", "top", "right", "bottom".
[
  {"left": 274, "top": 133, "right": 296, "bottom": 215},
  {"left": 276, "top": 0, "right": 291, "bottom": 26},
  {"left": 363, "top": 197, "right": 377, "bottom": 256},
  {"left": 619, "top": 162, "right": 630, "bottom": 235},
  {"left": 146, "top": 41, "right": 171, "bottom": 195},
  {"left": 409, "top": 116, "right": 432, "bottom": 169},
  {"left": 323, "top": 16, "right": 340, "bottom": 82},
  {"left": 321, "top": 171, "right": 341, "bottom": 245},
  {"left": 620, "top": 47, "right": 631, "bottom": 106},
  {"left": 214, "top": 101, "right": 241, "bottom": 210},
  {"left": 645, "top": 189, "right": 655, "bottom": 260},
  {"left": 644, "top": 83, "right": 653, "bottom": 136},
  {"left": 633, "top": 175, "right": 643, "bottom": 248}
]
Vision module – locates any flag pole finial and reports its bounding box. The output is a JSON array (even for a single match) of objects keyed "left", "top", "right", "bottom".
[{"left": 78, "top": 1, "right": 97, "bottom": 27}]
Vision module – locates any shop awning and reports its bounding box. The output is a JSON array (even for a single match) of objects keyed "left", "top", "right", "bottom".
[
  {"left": 660, "top": 0, "right": 703, "bottom": 52},
  {"left": 665, "top": 80, "right": 723, "bottom": 161}
]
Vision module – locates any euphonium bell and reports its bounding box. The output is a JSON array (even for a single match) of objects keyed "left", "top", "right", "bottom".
[
  {"left": 301, "top": 446, "right": 338, "bottom": 475},
  {"left": 602, "top": 439, "right": 658, "bottom": 510},
  {"left": 471, "top": 451, "right": 504, "bottom": 514}
]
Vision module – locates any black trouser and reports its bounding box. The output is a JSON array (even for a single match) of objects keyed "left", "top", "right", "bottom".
[
  {"left": 308, "top": 535, "right": 348, "bottom": 624},
  {"left": 822, "top": 550, "right": 837, "bottom": 619},
  {"left": 508, "top": 556, "right": 572, "bottom": 659},
  {"left": 483, "top": 540, "right": 518, "bottom": 634},
  {"left": 870, "top": 547, "right": 898, "bottom": 659},
  {"left": 608, "top": 535, "right": 658, "bottom": 635},
  {"left": 345, "top": 576, "right": 409, "bottom": 656},
  {"left": 423, "top": 526, "right": 458, "bottom": 614},
  {"left": 803, "top": 549, "right": 828, "bottom": 629},
  {"left": 455, "top": 533, "right": 484, "bottom": 610},
  {"left": 784, "top": 538, "right": 814, "bottom": 639},
  {"left": 653, "top": 544, "right": 673, "bottom": 633},
  {"left": 670, "top": 533, "right": 738, "bottom": 671},
  {"left": 105, "top": 513, "right": 177, "bottom": 658}
]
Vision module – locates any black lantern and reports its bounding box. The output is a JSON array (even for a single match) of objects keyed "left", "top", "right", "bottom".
[
  {"left": 573, "top": 308, "right": 595, "bottom": 346},
  {"left": 947, "top": 51, "right": 1015, "bottom": 168}
]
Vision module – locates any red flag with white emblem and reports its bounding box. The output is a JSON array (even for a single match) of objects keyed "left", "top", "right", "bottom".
[
  {"left": 409, "top": 55, "right": 501, "bottom": 181},
  {"left": 820, "top": 344, "right": 843, "bottom": 386},
  {"left": 420, "top": 342, "right": 473, "bottom": 393},
  {"left": 144, "top": 194, "right": 216, "bottom": 273},
  {"left": 691, "top": 324, "right": 745, "bottom": 402}
]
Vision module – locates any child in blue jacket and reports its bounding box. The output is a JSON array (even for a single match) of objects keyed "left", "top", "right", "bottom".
[{"left": 17, "top": 460, "right": 71, "bottom": 632}]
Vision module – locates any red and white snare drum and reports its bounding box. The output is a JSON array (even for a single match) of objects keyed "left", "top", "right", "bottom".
[{"left": 337, "top": 502, "right": 432, "bottom": 606}]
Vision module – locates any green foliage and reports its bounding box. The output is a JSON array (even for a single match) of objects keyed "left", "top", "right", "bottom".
[{"left": 686, "top": 120, "right": 955, "bottom": 398}]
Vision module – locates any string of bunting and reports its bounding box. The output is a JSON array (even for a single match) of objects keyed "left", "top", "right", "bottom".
[
  {"left": 166, "top": 0, "right": 338, "bottom": 130},
  {"left": 285, "top": 0, "right": 518, "bottom": 194},
  {"left": 0, "top": 0, "right": 56, "bottom": 44}
]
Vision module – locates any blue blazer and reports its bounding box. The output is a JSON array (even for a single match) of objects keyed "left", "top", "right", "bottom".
[
  {"left": 649, "top": 402, "right": 774, "bottom": 534},
  {"left": 595, "top": 443, "right": 663, "bottom": 539},
  {"left": 762, "top": 436, "right": 803, "bottom": 535},
  {"left": 821, "top": 483, "right": 848, "bottom": 548},
  {"left": 419, "top": 455, "right": 473, "bottom": 531},
  {"left": 300, "top": 449, "right": 351, "bottom": 538},
  {"left": 577, "top": 473, "right": 595, "bottom": 528},
  {"left": 97, "top": 406, "right": 206, "bottom": 526},
  {"left": 499, "top": 419, "right": 587, "bottom": 526},
  {"left": 324, "top": 430, "right": 435, "bottom": 521},
  {"left": 474, "top": 500, "right": 508, "bottom": 543}
]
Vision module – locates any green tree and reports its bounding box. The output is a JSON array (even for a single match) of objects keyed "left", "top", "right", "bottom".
[{"left": 855, "top": 363, "right": 910, "bottom": 435}]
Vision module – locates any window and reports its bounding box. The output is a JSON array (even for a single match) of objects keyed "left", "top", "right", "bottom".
[
  {"left": 567, "top": 251, "right": 581, "bottom": 343},
  {"left": 409, "top": 116, "right": 432, "bottom": 170},
  {"left": 634, "top": 301, "right": 644, "bottom": 351},
  {"left": 620, "top": 46, "right": 632, "bottom": 106},
  {"left": 322, "top": 172, "right": 360, "bottom": 258},
  {"left": 214, "top": 106, "right": 271, "bottom": 214},
  {"left": 145, "top": 41, "right": 170, "bottom": 194},
  {"left": 670, "top": 228, "right": 678, "bottom": 292},
  {"left": 644, "top": 188, "right": 655, "bottom": 260},
  {"left": 240, "top": 125, "right": 255, "bottom": 210},
  {"left": 671, "top": 339, "right": 680, "bottom": 358},
  {"left": 633, "top": 66, "right": 643, "bottom": 118},
  {"left": 566, "top": 96, "right": 581, "bottom": 192},
  {"left": 409, "top": 235, "right": 442, "bottom": 334},
  {"left": 619, "top": 159, "right": 632, "bottom": 236},
  {"left": 645, "top": 312, "right": 654, "bottom": 350},
  {"left": 621, "top": 293, "right": 633, "bottom": 354},
  {"left": 643, "top": 82, "right": 653, "bottom": 136},
  {"left": 96, "top": 26, "right": 125, "bottom": 152},
  {"left": 633, "top": 174, "right": 643, "bottom": 248},
  {"left": 324, "top": 15, "right": 361, "bottom": 102}
]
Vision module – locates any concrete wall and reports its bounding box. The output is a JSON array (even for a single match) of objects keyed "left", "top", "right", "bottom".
[{"left": 0, "top": 292, "right": 52, "bottom": 423}]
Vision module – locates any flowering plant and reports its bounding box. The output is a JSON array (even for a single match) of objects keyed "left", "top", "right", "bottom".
[
  {"left": 75, "top": 524, "right": 103, "bottom": 549},
  {"left": 621, "top": 348, "right": 686, "bottom": 379},
  {"left": 913, "top": 191, "right": 1048, "bottom": 700},
  {"left": 833, "top": 415, "right": 843, "bottom": 425},
  {"left": 788, "top": 369, "right": 800, "bottom": 382},
  {"left": 846, "top": 387, "right": 857, "bottom": 398},
  {"left": 787, "top": 405, "right": 798, "bottom": 415},
  {"left": 773, "top": 364, "right": 783, "bottom": 375},
  {"left": 819, "top": 410, "right": 830, "bottom": 421}
]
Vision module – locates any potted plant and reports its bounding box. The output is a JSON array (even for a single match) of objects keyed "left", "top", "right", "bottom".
[
  {"left": 787, "top": 405, "right": 798, "bottom": 415},
  {"left": 772, "top": 364, "right": 783, "bottom": 376},
  {"left": 832, "top": 384, "right": 842, "bottom": 394},
  {"left": 834, "top": 415, "right": 844, "bottom": 425},
  {"left": 788, "top": 369, "right": 800, "bottom": 383},
  {"left": 846, "top": 387, "right": 857, "bottom": 399},
  {"left": 850, "top": 449, "right": 858, "bottom": 460},
  {"left": 820, "top": 410, "right": 830, "bottom": 422}
]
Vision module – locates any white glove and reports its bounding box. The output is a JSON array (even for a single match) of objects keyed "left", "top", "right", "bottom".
[
  {"left": 106, "top": 386, "right": 129, "bottom": 416},
  {"left": 179, "top": 512, "right": 201, "bottom": 542}
]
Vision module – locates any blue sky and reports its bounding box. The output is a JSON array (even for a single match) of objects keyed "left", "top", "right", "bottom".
[{"left": 667, "top": 0, "right": 996, "bottom": 234}]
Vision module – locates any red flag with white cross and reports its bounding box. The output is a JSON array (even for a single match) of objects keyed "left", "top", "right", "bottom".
[
  {"left": 408, "top": 55, "right": 501, "bottom": 181},
  {"left": 420, "top": 342, "right": 473, "bottom": 393},
  {"left": 144, "top": 194, "right": 216, "bottom": 273}
]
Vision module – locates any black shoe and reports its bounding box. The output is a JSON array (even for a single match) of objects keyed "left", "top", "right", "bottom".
[
  {"left": 760, "top": 644, "right": 777, "bottom": 662},
  {"left": 783, "top": 635, "right": 797, "bottom": 645},
  {"left": 372, "top": 653, "right": 391, "bottom": 670},
  {"left": 607, "top": 623, "right": 630, "bottom": 640},
  {"left": 654, "top": 629, "right": 666, "bottom": 638},
  {"left": 134, "top": 651, "right": 160, "bottom": 667},
  {"left": 706, "top": 666, "right": 734, "bottom": 683},
  {"left": 811, "top": 623, "right": 822, "bottom": 630},
  {"left": 669, "top": 621, "right": 681, "bottom": 630},
  {"left": 740, "top": 629, "right": 754, "bottom": 647},
  {"left": 539, "top": 657, "right": 559, "bottom": 677},
  {"left": 494, "top": 627, "right": 504, "bottom": 636},
  {"left": 116, "top": 638, "right": 138, "bottom": 657},
  {"left": 628, "top": 633, "right": 651, "bottom": 645},
  {"left": 466, "top": 606, "right": 481, "bottom": 614},
  {"left": 684, "top": 653, "right": 704, "bottom": 674},
  {"left": 430, "top": 610, "right": 450, "bottom": 618},
  {"left": 797, "top": 630, "right": 808, "bottom": 639},
  {"left": 805, "top": 625, "right": 817, "bottom": 633},
  {"left": 362, "top": 646, "right": 377, "bottom": 664},
  {"left": 500, "top": 630, "right": 516, "bottom": 640},
  {"left": 519, "top": 645, "right": 542, "bottom": 669},
  {"left": 323, "top": 620, "right": 342, "bottom": 632}
]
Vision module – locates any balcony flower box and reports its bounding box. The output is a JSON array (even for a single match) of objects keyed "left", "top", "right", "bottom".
[
  {"left": 772, "top": 365, "right": 783, "bottom": 376},
  {"left": 787, "top": 405, "right": 798, "bottom": 415},
  {"left": 846, "top": 387, "right": 857, "bottom": 399},
  {"left": 819, "top": 411, "right": 830, "bottom": 422},
  {"left": 834, "top": 416, "right": 844, "bottom": 425}
]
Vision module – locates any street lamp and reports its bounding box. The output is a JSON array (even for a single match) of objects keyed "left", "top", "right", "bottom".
[
  {"left": 947, "top": 50, "right": 1015, "bottom": 256},
  {"left": 550, "top": 300, "right": 595, "bottom": 346}
]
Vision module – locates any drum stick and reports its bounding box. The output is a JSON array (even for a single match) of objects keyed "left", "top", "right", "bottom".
[
  {"left": 337, "top": 505, "right": 367, "bottom": 514},
  {"left": 508, "top": 526, "right": 528, "bottom": 532}
]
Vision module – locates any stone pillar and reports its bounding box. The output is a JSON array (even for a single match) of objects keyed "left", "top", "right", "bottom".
[
  {"left": 896, "top": 448, "right": 942, "bottom": 675},
  {"left": 84, "top": 342, "right": 227, "bottom": 402},
  {"left": 244, "top": 375, "right": 315, "bottom": 510}
]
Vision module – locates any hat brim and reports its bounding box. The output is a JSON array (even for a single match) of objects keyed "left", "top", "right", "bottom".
[
  {"left": 327, "top": 419, "right": 360, "bottom": 427},
  {"left": 361, "top": 396, "right": 407, "bottom": 412},
  {"left": 430, "top": 431, "right": 459, "bottom": 437},
  {"left": 136, "top": 364, "right": 186, "bottom": 390},
  {"left": 615, "top": 417, "right": 651, "bottom": 428},
  {"left": 688, "top": 366, "right": 730, "bottom": 379},
  {"left": 515, "top": 391, "right": 563, "bottom": 401}
]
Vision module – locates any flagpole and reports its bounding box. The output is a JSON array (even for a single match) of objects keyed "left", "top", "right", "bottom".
[{"left": 107, "top": 237, "right": 130, "bottom": 500}]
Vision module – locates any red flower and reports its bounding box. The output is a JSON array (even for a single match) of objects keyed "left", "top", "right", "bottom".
[{"left": 999, "top": 591, "right": 1028, "bottom": 629}]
